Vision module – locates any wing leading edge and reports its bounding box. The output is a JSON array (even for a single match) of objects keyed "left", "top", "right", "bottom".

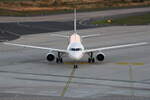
[
  {"left": 4, "top": 42, "right": 67, "bottom": 53},
  {"left": 84, "top": 42, "right": 148, "bottom": 53}
]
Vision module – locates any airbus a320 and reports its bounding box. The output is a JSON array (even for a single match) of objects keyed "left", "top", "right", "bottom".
[{"left": 4, "top": 9, "right": 148, "bottom": 68}]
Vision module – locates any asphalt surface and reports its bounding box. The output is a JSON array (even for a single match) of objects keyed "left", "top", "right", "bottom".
[
  {"left": 0, "top": 25, "right": 150, "bottom": 99},
  {"left": 1, "top": 7, "right": 150, "bottom": 42},
  {"left": 0, "top": 7, "right": 150, "bottom": 100},
  {"left": 0, "top": 21, "right": 95, "bottom": 41}
]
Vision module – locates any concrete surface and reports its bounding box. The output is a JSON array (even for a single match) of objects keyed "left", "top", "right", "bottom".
[{"left": 0, "top": 25, "right": 150, "bottom": 99}]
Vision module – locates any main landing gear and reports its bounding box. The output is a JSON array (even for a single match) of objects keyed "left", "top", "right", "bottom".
[
  {"left": 88, "top": 52, "right": 95, "bottom": 63},
  {"left": 56, "top": 52, "right": 63, "bottom": 63}
]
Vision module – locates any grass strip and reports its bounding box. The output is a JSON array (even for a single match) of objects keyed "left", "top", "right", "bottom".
[{"left": 92, "top": 13, "right": 150, "bottom": 25}]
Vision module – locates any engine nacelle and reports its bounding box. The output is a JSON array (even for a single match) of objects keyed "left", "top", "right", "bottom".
[
  {"left": 47, "top": 53, "right": 55, "bottom": 61},
  {"left": 96, "top": 53, "right": 105, "bottom": 61}
]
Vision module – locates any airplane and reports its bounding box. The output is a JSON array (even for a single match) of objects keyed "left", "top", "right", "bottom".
[{"left": 3, "top": 9, "right": 148, "bottom": 68}]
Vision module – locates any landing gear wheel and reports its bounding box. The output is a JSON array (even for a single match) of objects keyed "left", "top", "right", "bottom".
[
  {"left": 56, "top": 58, "right": 63, "bottom": 63},
  {"left": 60, "top": 58, "right": 63, "bottom": 63},
  {"left": 88, "top": 58, "right": 95, "bottom": 63},
  {"left": 74, "top": 65, "right": 78, "bottom": 69},
  {"left": 88, "top": 52, "right": 95, "bottom": 63},
  {"left": 56, "top": 58, "right": 59, "bottom": 63},
  {"left": 92, "top": 58, "right": 95, "bottom": 63},
  {"left": 59, "top": 58, "right": 63, "bottom": 63},
  {"left": 88, "top": 58, "right": 91, "bottom": 63},
  {"left": 56, "top": 52, "right": 63, "bottom": 64}
]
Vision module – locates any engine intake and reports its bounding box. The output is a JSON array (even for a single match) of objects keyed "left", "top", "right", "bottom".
[
  {"left": 47, "top": 53, "right": 55, "bottom": 61},
  {"left": 96, "top": 53, "right": 105, "bottom": 61}
]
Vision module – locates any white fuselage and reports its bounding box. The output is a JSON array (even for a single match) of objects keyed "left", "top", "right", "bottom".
[{"left": 67, "top": 33, "right": 84, "bottom": 60}]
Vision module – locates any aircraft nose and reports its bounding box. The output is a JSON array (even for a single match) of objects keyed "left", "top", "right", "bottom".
[
  {"left": 74, "top": 54, "right": 82, "bottom": 60},
  {"left": 70, "top": 52, "right": 83, "bottom": 60}
]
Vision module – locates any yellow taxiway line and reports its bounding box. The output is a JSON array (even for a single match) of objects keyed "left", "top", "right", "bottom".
[
  {"left": 64, "top": 62, "right": 89, "bottom": 65},
  {"left": 115, "top": 62, "right": 144, "bottom": 66},
  {"left": 61, "top": 66, "right": 76, "bottom": 97}
]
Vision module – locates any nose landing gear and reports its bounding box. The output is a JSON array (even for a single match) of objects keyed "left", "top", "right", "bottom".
[{"left": 74, "top": 64, "right": 78, "bottom": 69}]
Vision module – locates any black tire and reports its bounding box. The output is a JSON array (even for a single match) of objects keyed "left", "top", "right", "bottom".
[
  {"left": 92, "top": 58, "right": 95, "bottom": 63},
  {"left": 74, "top": 65, "right": 78, "bottom": 69},
  {"left": 60, "top": 58, "right": 63, "bottom": 63},
  {"left": 56, "top": 58, "right": 59, "bottom": 63},
  {"left": 88, "top": 58, "right": 91, "bottom": 63}
]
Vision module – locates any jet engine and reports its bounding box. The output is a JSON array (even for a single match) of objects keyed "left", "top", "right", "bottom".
[
  {"left": 47, "top": 53, "right": 55, "bottom": 61},
  {"left": 96, "top": 53, "right": 105, "bottom": 61}
]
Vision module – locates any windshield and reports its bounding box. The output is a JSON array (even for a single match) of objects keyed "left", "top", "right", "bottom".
[{"left": 70, "top": 48, "right": 82, "bottom": 51}]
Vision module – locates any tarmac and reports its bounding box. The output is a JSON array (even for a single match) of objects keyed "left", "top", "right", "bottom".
[
  {"left": 0, "top": 25, "right": 150, "bottom": 99},
  {"left": 0, "top": 7, "right": 150, "bottom": 100}
]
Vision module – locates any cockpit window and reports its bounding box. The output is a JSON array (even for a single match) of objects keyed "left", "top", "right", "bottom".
[{"left": 70, "top": 48, "right": 82, "bottom": 51}]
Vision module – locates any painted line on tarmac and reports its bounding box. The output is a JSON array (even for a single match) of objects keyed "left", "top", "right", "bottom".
[
  {"left": 61, "top": 66, "right": 76, "bottom": 97},
  {"left": 115, "top": 62, "right": 144, "bottom": 66},
  {"left": 64, "top": 62, "right": 89, "bottom": 65},
  {"left": 64, "top": 62, "right": 99, "bottom": 65}
]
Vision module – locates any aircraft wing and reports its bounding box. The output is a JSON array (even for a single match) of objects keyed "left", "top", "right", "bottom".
[
  {"left": 4, "top": 42, "right": 67, "bottom": 53},
  {"left": 84, "top": 42, "right": 148, "bottom": 53}
]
